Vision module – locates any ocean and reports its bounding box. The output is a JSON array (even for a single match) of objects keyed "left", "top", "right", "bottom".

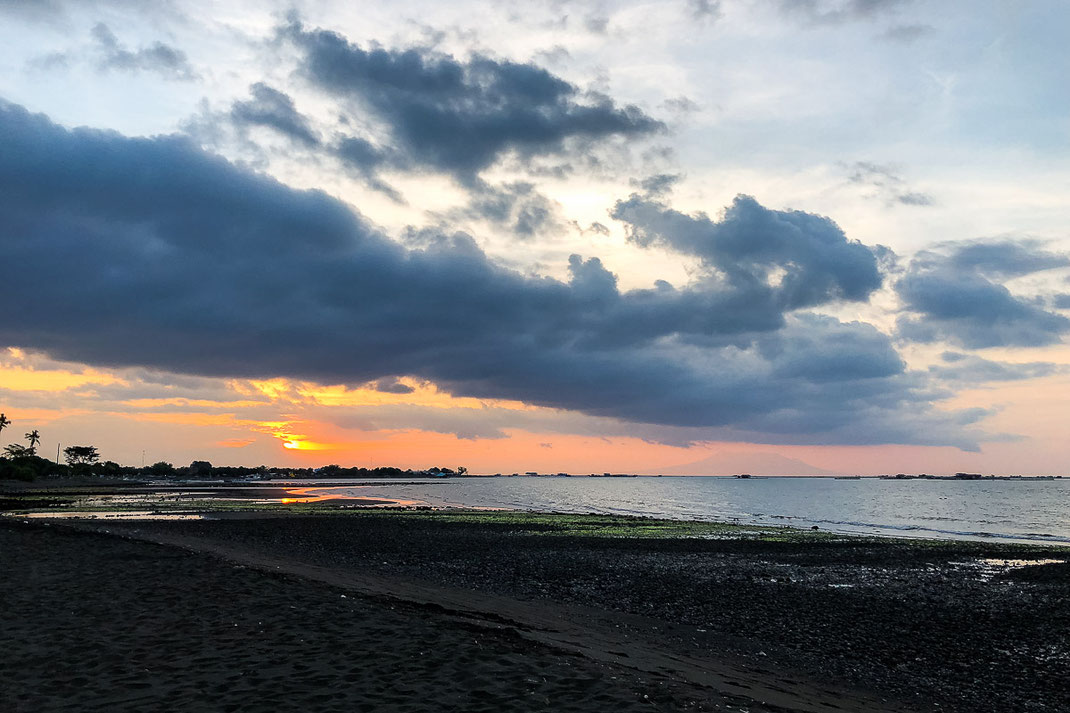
[{"left": 292, "top": 475, "right": 1070, "bottom": 546}]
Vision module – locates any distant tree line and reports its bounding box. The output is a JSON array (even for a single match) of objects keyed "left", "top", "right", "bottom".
[{"left": 0, "top": 416, "right": 469, "bottom": 482}]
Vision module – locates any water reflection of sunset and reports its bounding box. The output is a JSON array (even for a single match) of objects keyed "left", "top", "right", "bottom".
[
  {"left": 278, "top": 487, "right": 422, "bottom": 508},
  {"left": 278, "top": 488, "right": 341, "bottom": 504}
]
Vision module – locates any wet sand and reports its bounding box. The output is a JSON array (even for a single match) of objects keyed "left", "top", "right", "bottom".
[{"left": 3, "top": 510, "right": 1068, "bottom": 712}]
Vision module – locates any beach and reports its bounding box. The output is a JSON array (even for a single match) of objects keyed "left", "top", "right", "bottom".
[
  {"left": 2, "top": 519, "right": 739, "bottom": 713},
  {"left": 2, "top": 497, "right": 1067, "bottom": 713}
]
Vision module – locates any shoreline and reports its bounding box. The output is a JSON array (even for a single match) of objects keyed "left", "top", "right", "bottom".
[{"left": 4, "top": 479, "right": 1070, "bottom": 548}]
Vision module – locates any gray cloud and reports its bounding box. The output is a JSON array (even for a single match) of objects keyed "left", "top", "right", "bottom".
[
  {"left": 847, "top": 161, "right": 934, "bottom": 207},
  {"left": 230, "top": 83, "right": 320, "bottom": 147},
  {"left": 0, "top": 0, "right": 67, "bottom": 22},
  {"left": 781, "top": 0, "right": 911, "bottom": 25},
  {"left": 188, "top": 84, "right": 407, "bottom": 201},
  {"left": 331, "top": 134, "right": 406, "bottom": 201},
  {"left": 930, "top": 353, "right": 1062, "bottom": 384},
  {"left": 943, "top": 239, "right": 1070, "bottom": 279},
  {"left": 533, "top": 45, "right": 571, "bottom": 66},
  {"left": 433, "top": 180, "right": 569, "bottom": 239},
  {"left": 630, "top": 173, "right": 681, "bottom": 197},
  {"left": 26, "top": 51, "right": 71, "bottom": 72},
  {"left": 0, "top": 0, "right": 182, "bottom": 25},
  {"left": 310, "top": 315, "right": 981, "bottom": 448},
  {"left": 688, "top": 0, "right": 722, "bottom": 21},
  {"left": 370, "top": 377, "right": 416, "bottom": 395},
  {"left": 662, "top": 96, "right": 700, "bottom": 115},
  {"left": 91, "top": 22, "right": 196, "bottom": 80},
  {"left": 583, "top": 14, "right": 609, "bottom": 33},
  {"left": 281, "top": 20, "right": 664, "bottom": 184},
  {"left": 611, "top": 193, "right": 884, "bottom": 314},
  {"left": 880, "top": 23, "right": 934, "bottom": 43},
  {"left": 0, "top": 101, "right": 984, "bottom": 448},
  {"left": 196, "top": 79, "right": 575, "bottom": 224},
  {"left": 896, "top": 240, "right": 1070, "bottom": 348}
]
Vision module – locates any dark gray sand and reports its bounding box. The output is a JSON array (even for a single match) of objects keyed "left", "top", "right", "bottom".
[
  {"left": 4, "top": 512, "right": 1067, "bottom": 712},
  {"left": 2, "top": 520, "right": 867, "bottom": 713},
  {"left": 86, "top": 512, "right": 1070, "bottom": 713}
]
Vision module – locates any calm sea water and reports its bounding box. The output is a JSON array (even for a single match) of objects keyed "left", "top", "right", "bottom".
[{"left": 298, "top": 476, "right": 1070, "bottom": 546}]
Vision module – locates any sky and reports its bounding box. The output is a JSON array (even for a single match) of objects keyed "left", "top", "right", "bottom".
[{"left": 1, "top": 0, "right": 1069, "bottom": 475}]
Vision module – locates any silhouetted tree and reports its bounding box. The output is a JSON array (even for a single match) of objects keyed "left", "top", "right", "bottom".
[
  {"left": 145, "top": 461, "right": 176, "bottom": 476},
  {"left": 188, "top": 460, "right": 213, "bottom": 477},
  {"left": 4, "top": 443, "right": 33, "bottom": 458},
  {"left": 98, "top": 460, "right": 123, "bottom": 477},
  {"left": 25, "top": 429, "right": 40, "bottom": 455},
  {"left": 0, "top": 413, "right": 10, "bottom": 448},
  {"left": 64, "top": 445, "right": 100, "bottom": 467},
  {"left": 0, "top": 445, "right": 56, "bottom": 481}
]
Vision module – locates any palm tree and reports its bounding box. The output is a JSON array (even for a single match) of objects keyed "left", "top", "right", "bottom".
[
  {"left": 26, "top": 429, "right": 41, "bottom": 455},
  {"left": 0, "top": 413, "right": 10, "bottom": 449}
]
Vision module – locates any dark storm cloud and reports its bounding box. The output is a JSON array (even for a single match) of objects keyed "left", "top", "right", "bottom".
[
  {"left": 611, "top": 193, "right": 884, "bottom": 312},
  {"left": 758, "top": 314, "right": 904, "bottom": 383},
  {"left": 91, "top": 22, "right": 196, "bottom": 80},
  {"left": 190, "top": 85, "right": 405, "bottom": 200},
  {"left": 0, "top": 101, "right": 983, "bottom": 447},
  {"left": 230, "top": 83, "right": 320, "bottom": 148},
  {"left": 896, "top": 240, "right": 1070, "bottom": 348},
  {"left": 281, "top": 21, "right": 663, "bottom": 183},
  {"left": 370, "top": 377, "right": 416, "bottom": 395}
]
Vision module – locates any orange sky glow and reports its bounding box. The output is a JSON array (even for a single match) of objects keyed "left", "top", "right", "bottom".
[{"left": 3, "top": 349, "right": 1067, "bottom": 475}]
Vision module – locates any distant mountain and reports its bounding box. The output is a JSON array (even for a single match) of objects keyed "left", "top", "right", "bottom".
[{"left": 655, "top": 451, "right": 835, "bottom": 476}]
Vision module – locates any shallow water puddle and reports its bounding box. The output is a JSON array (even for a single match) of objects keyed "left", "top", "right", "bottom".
[
  {"left": 7, "top": 510, "right": 207, "bottom": 520},
  {"left": 979, "top": 558, "right": 1064, "bottom": 568},
  {"left": 947, "top": 557, "right": 1066, "bottom": 581},
  {"left": 2, "top": 486, "right": 428, "bottom": 520}
]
